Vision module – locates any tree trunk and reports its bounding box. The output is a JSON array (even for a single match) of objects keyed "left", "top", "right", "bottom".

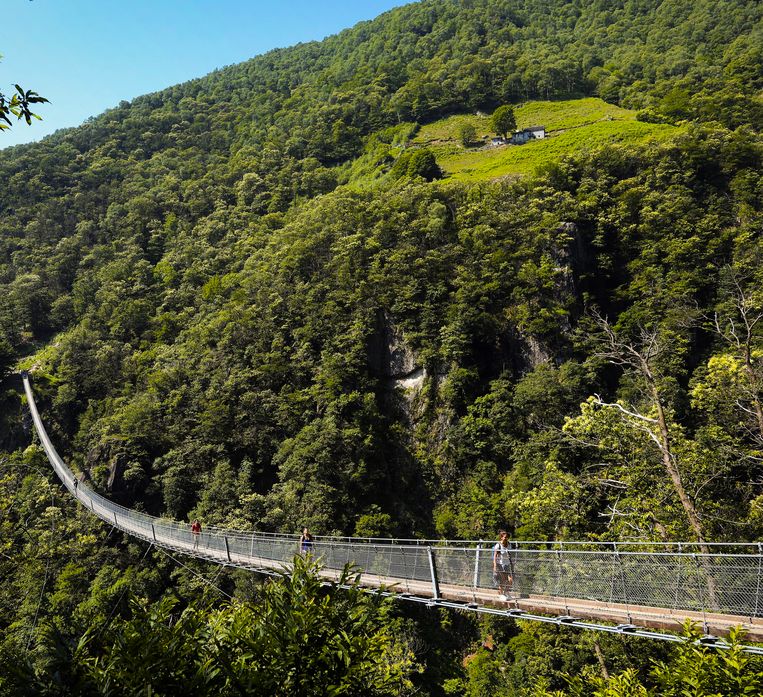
[
  {"left": 652, "top": 386, "right": 719, "bottom": 608},
  {"left": 652, "top": 394, "right": 706, "bottom": 548},
  {"left": 593, "top": 640, "right": 610, "bottom": 681}
]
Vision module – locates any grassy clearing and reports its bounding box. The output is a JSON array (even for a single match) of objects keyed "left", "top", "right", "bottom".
[
  {"left": 514, "top": 98, "right": 634, "bottom": 131},
  {"left": 441, "top": 120, "right": 681, "bottom": 181},
  {"left": 409, "top": 98, "right": 682, "bottom": 181},
  {"left": 348, "top": 98, "right": 683, "bottom": 186},
  {"left": 413, "top": 113, "right": 493, "bottom": 145},
  {"left": 412, "top": 98, "right": 636, "bottom": 146}
]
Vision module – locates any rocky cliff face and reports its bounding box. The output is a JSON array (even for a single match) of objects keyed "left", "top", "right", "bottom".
[
  {"left": 84, "top": 436, "right": 148, "bottom": 503},
  {"left": 368, "top": 310, "right": 427, "bottom": 393}
]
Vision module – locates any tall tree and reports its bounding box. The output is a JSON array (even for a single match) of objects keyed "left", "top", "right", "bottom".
[
  {"left": 585, "top": 314, "right": 710, "bottom": 552},
  {"left": 490, "top": 105, "right": 516, "bottom": 140}
]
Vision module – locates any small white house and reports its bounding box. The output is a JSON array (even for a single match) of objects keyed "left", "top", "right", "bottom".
[
  {"left": 510, "top": 126, "right": 546, "bottom": 144},
  {"left": 526, "top": 125, "right": 546, "bottom": 139}
]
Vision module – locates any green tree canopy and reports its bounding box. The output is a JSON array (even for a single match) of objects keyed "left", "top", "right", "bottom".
[
  {"left": 458, "top": 122, "right": 477, "bottom": 147},
  {"left": 491, "top": 105, "right": 516, "bottom": 140},
  {"left": 1, "top": 556, "right": 417, "bottom": 696},
  {"left": 391, "top": 147, "right": 442, "bottom": 180}
]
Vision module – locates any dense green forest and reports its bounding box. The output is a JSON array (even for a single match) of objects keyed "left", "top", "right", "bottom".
[{"left": 2, "top": 0, "right": 763, "bottom": 693}]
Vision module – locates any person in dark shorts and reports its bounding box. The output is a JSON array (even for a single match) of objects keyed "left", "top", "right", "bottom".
[
  {"left": 300, "top": 527, "right": 314, "bottom": 555},
  {"left": 492, "top": 529, "right": 515, "bottom": 600}
]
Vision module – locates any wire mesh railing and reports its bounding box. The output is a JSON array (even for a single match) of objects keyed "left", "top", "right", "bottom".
[{"left": 22, "top": 375, "right": 763, "bottom": 625}]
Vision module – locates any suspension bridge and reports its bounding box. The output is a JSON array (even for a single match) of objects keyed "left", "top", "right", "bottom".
[{"left": 21, "top": 374, "right": 763, "bottom": 653}]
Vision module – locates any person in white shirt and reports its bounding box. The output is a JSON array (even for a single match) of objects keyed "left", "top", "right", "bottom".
[{"left": 492, "top": 529, "right": 515, "bottom": 601}]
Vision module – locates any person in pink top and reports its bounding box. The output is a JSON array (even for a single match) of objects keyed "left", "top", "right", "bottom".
[{"left": 191, "top": 519, "right": 201, "bottom": 549}]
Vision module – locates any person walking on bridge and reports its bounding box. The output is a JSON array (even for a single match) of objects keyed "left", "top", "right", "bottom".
[
  {"left": 493, "top": 530, "right": 515, "bottom": 601},
  {"left": 191, "top": 519, "right": 202, "bottom": 550},
  {"left": 300, "top": 527, "right": 314, "bottom": 556}
]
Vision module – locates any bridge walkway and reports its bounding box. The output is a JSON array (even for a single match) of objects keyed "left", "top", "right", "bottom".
[{"left": 21, "top": 374, "right": 763, "bottom": 650}]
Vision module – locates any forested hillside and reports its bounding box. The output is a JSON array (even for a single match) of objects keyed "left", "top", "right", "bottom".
[{"left": 1, "top": 0, "right": 763, "bottom": 693}]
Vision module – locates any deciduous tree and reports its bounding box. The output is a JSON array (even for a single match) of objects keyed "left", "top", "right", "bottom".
[{"left": 490, "top": 105, "right": 516, "bottom": 140}]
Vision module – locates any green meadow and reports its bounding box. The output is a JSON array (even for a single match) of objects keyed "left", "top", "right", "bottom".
[{"left": 410, "top": 98, "right": 682, "bottom": 181}]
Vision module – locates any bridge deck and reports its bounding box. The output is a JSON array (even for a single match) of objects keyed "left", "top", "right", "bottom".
[
  {"left": 116, "top": 514, "right": 763, "bottom": 641},
  {"left": 22, "top": 374, "right": 763, "bottom": 647}
]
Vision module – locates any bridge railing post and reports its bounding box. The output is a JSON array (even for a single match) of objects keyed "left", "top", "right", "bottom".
[
  {"left": 224, "top": 535, "right": 231, "bottom": 562},
  {"left": 427, "top": 546, "right": 440, "bottom": 600},
  {"left": 672, "top": 542, "right": 683, "bottom": 610},
  {"left": 473, "top": 540, "right": 482, "bottom": 589}
]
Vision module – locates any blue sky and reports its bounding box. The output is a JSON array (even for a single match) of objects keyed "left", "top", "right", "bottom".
[{"left": 0, "top": 1, "right": 412, "bottom": 148}]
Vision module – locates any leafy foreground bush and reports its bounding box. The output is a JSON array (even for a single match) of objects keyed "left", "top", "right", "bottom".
[
  {"left": 0, "top": 555, "right": 416, "bottom": 696},
  {"left": 530, "top": 625, "right": 763, "bottom": 697}
]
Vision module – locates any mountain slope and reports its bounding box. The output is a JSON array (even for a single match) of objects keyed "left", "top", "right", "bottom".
[{"left": 1, "top": 0, "right": 763, "bottom": 692}]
